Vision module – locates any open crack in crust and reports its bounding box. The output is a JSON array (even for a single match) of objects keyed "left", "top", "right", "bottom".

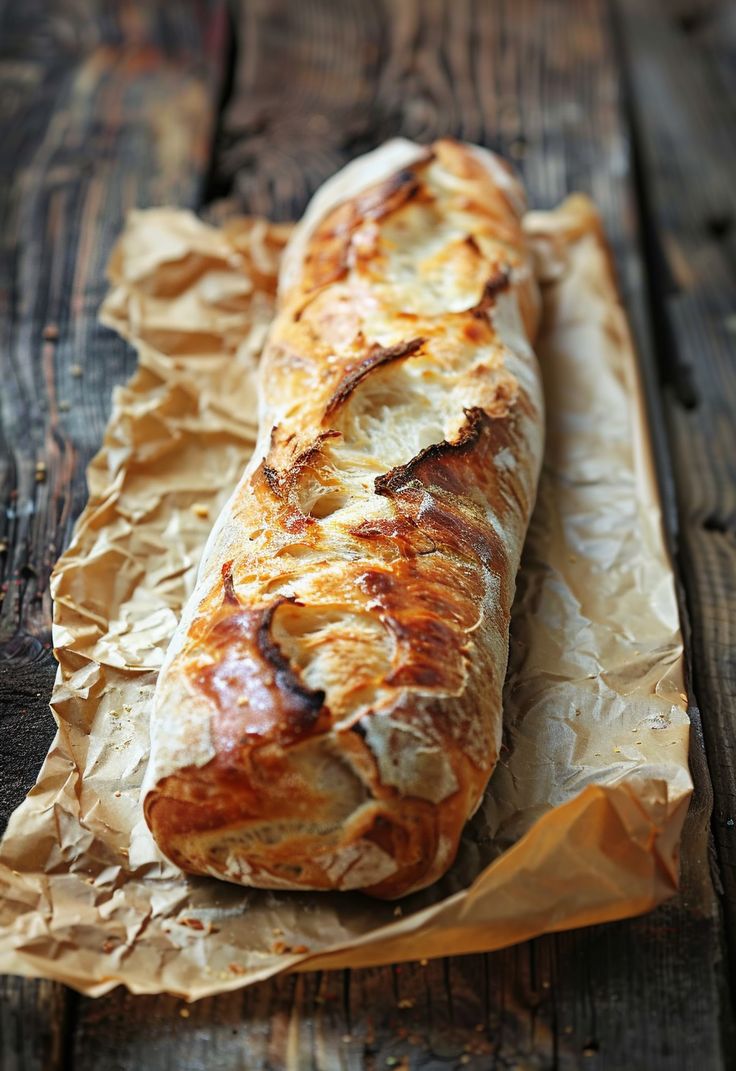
[{"left": 144, "top": 138, "right": 544, "bottom": 899}]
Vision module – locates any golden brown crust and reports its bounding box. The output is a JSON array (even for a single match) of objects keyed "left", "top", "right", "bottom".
[{"left": 143, "top": 138, "right": 544, "bottom": 898}]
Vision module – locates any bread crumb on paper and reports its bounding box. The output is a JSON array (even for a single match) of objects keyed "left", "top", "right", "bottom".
[
  {"left": 270, "top": 940, "right": 310, "bottom": 955},
  {"left": 179, "top": 917, "right": 205, "bottom": 931}
]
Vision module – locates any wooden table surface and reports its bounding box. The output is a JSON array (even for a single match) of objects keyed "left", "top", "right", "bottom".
[{"left": 1, "top": 1, "right": 735, "bottom": 1067}]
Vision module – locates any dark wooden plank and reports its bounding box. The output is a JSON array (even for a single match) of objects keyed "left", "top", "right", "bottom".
[
  {"left": 0, "top": 2, "right": 227, "bottom": 1069},
  {"left": 616, "top": 0, "right": 736, "bottom": 1010},
  {"left": 70, "top": 2, "right": 731, "bottom": 1069},
  {"left": 0, "top": 978, "right": 70, "bottom": 1071},
  {"left": 0, "top": 0, "right": 228, "bottom": 821}
]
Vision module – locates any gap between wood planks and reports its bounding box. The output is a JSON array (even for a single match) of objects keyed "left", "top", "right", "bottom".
[{"left": 614, "top": 0, "right": 736, "bottom": 1048}]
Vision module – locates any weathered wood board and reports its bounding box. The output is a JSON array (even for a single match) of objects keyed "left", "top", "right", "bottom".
[{"left": 1, "top": 1, "right": 734, "bottom": 1068}]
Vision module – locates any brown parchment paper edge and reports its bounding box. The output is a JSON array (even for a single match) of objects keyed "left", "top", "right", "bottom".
[{"left": 0, "top": 195, "right": 692, "bottom": 999}]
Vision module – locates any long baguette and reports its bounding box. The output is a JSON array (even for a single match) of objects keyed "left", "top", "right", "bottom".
[{"left": 143, "top": 139, "right": 544, "bottom": 898}]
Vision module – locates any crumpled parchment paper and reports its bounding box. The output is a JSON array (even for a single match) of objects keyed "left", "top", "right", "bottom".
[{"left": 0, "top": 196, "right": 691, "bottom": 998}]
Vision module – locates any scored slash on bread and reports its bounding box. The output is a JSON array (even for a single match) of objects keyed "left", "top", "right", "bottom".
[{"left": 143, "top": 138, "right": 544, "bottom": 899}]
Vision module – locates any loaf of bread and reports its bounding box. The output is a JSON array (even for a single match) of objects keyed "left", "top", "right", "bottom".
[{"left": 142, "top": 139, "right": 544, "bottom": 898}]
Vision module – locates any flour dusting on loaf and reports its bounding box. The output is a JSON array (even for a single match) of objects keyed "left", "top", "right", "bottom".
[{"left": 143, "top": 139, "right": 544, "bottom": 898}]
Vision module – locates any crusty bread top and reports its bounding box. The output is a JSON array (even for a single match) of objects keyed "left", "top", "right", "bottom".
[{"left": 143, "top": 139, "right": 544, "bottom": 894}]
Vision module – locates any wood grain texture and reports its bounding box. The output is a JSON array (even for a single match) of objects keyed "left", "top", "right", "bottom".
[
  {"left": 617, "top": 0, "right": 736, "bottom": 1019},
  {"left": 0, "top": 3, "right": 227, "bottom": 1070},
  {"left": 0, "top": 0, "right": 227, "bottom": 818},
  {"left": 0, "top": 977, "right": 70, "bottom": 1071},
  {"left": 2, "top": 0, "right": 734, "bottom": 1068},
  {"left": 70, "top": 1, "right": 731, "bottom": 1068}
]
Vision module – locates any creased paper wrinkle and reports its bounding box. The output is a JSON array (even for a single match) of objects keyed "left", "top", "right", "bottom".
[{"left": 0, "top": 196, "right": 691, "bottom": 998}]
